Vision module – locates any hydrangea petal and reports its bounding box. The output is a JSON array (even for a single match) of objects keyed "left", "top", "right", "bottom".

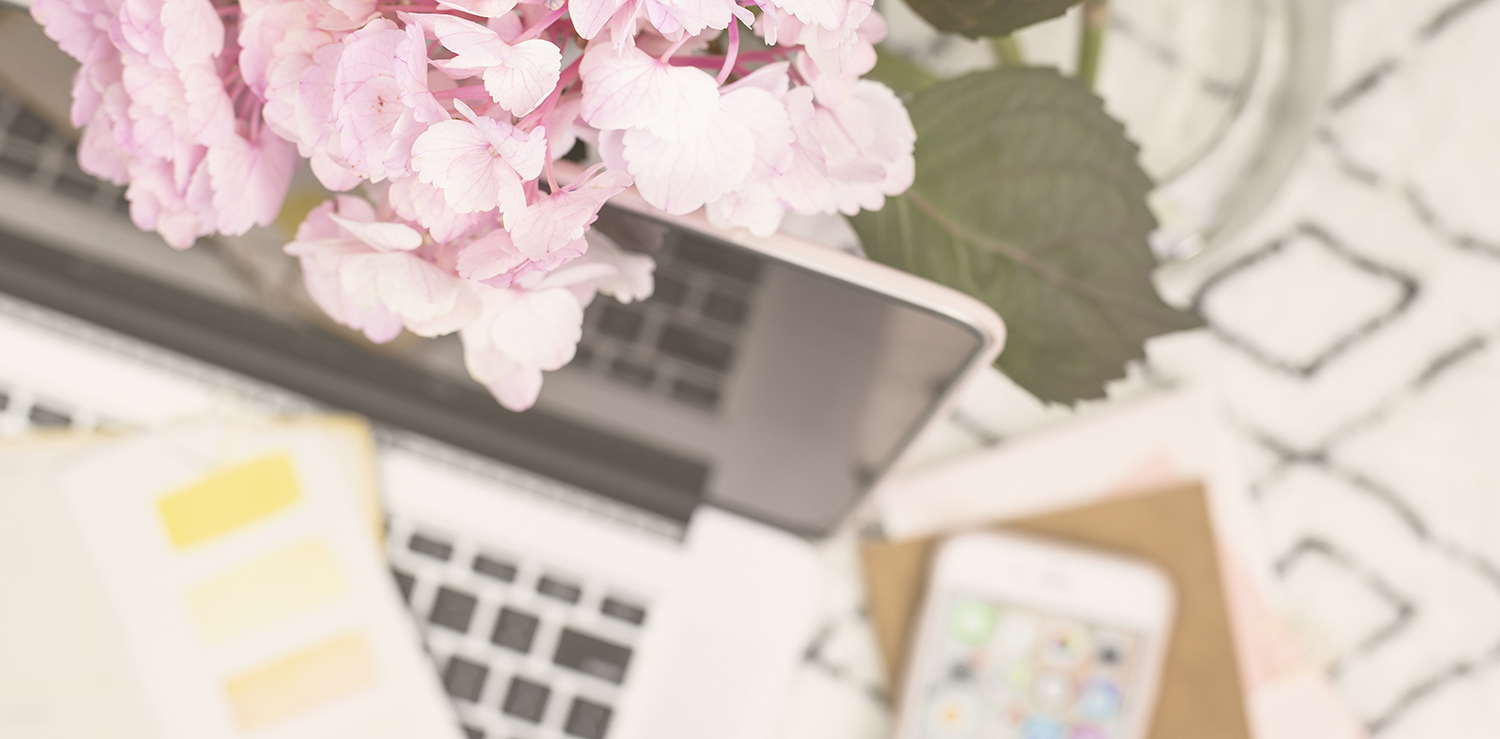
[
  {"left": 486, "top": 287, "right": 583, "bottom": 369},
  {"left": 570, "top": 0, "right": 631, "bottom": 39},
  {"left": 579, "top": 42, "right": 718, "bottom": 141},
  {"left": 434, "top": 0, "right": 518, "bottom": 18},
  {"left": 508, "top": 168, "right": 633, "bottom": 257},
  {"left": 482, "top": 39, "right": 562, "bottom": 116},
  {"left": 388, "top": 175, "right": 491, "bottom": 242},
  {"left": 329, "top": 212, "right": 424, "bottom": 251},
  {"left": 622, "top": 111, "right": 753, "bottom": 215},
  {"left": 410, "top": 117, "right": 530, "bottom": 214},
  {"left": 160, "top": 0, "right": 223, "bottom": 66},
  {"left": 457, "top": 228, "right": 529, "bottom": 281}
]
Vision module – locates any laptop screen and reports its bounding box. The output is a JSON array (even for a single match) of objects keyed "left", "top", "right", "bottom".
[{"left": 546, "top": 205, "right": 988, "bottom": 536}]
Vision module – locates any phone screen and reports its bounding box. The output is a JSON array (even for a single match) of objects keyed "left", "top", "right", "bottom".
[{"left": 913, "top": 593, "right": 1147, "bottom": 739}]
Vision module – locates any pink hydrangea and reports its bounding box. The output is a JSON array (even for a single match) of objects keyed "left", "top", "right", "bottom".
[{"left": 32, "top": 0, "right": 911, "bottom": 409}]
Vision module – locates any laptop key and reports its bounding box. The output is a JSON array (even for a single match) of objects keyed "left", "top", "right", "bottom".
[
  {"left": 409, "top": 533, "right": 454, "bottom": 560},
  {"left": 607, "top": 358, "right": 655, "bottom": 388},
  {"left": 28, "top": 405, "right": 70, "bottom": 427},
  {"left": 537, "top": 576, "right": 581, "bottom": 604},
  {"left": 473, "top": 555, "right": 517, "bottom": 582},
  {"left": 597, "top": 305, "right": 644, "bottom": 342},
  {"left": 443, "top": 656, "right": 489, "bottom": 702},
  {"left": 564, "top": 698, "right": 613, "bottom": 739},
  {"left": 462, "top": 726, "right": 484, "bottom": 739},
  {"left": 553, "top": 628, "right": 632, "bottom": 684},
  {"left": 429, "top": 586, "right": 478, "bottom": 633},
  {"left": 657, "top": 325, "right": 733, "bottom": 372},
  {"left": 491, "top": 607, "right": 539, "bottom": 654},
  {"left": 501, "top": 676, "right": 550, "bottom": 723},
  {"left": 600, "top": 598, "right": 646, "bottom": 626},
  {"left": 651, "top": 273, "right": 687, "bottom": 306},
  {"left": 702, "top": 291, "right": 748, "bottom": 326},
  {"left": 669, "top": 380, "right": 719, "bottom": 411},
  {"left": 391, "top": 568, "right": 415, "bottom": 603}
]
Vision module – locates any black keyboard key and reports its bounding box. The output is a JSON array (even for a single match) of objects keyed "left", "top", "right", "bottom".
[
  {"left": 608, "top": 358, "right": 655, "bottom": 388},
  {"left": 409, "top": 533, "right": 453, "bottom": 560},
  {"left": 28, "top": 405, "right": 70, "bottom": 427},
  {"left": 652, "top": 273, "right": 687, "bottom": 306},
  {"left": 54, "top": 171, "right": 99, "bottom": 202},
  {"left": 8, "top": 109, "right": 50, "bottom": 145},
  {"left": 553, "top": 629, "right": 632, "bottom": 684},
  {"left": 501, "top": 677, "right": 550, "bottom": 723},
  {"left": 0, "top": 145, "right": 36, "bottom": 180},
  {"left": 597, "top": 304, "right": 644, "bottom": 342},
  {"left": 702, "top": 291, "right": 748, "bottom": 326},
  {"left": 462, "top": 726, "right": 484, "bottom": 739},
  {"left": 658, "top": 326, "right": 733, "bottom": 371},
  {"left": 443, "top": 656, "right": 489, "bottom": 702},
  {"left": 600, "top": 598, "right": 647, "bottom": 626},
  {"left": 429, "top": 587, "right": 478, "bottom": 633},
  {"left": 473, "top": 555, "right": 517, "bottom": 582},
  {"left": 564, "top": 698, "right": 613, "bottom": 739},
  {"left": 491, "top": 607, "right": 539, "bottom": 654},
  {"left": 537, "top": 576, "right": 582, "bottom": 603},
  {"left": 391, "top": 569, "right": 415, "bottom": 603},
  {"left": 672, "top": 234, "right": 762, "bottom": 283},
  {"left": 669, "top": 380, "right": 719, "bottom": 410},
  {"left": 573, "top": 342, "right": 595, "bottom": 367}
]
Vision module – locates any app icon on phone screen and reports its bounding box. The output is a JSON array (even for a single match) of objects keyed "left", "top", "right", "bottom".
[{"left": 915, "top": 596, "right": 1144, "bottom": 739}]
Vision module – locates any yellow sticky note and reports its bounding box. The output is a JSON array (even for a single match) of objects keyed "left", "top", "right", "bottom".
[
  {"left": 227, "top": 633, "right": 378, "bottom": 729},
  {"left": 186, "top": 541, "right": 346, "bottom": 643},
  {"left": 157, "top": 455, "right": 300, "bottom": 548}
]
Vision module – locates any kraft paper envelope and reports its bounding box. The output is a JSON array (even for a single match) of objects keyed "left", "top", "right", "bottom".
[{"left": 861, "top": 482, "right": 1251, "bottom": 739}]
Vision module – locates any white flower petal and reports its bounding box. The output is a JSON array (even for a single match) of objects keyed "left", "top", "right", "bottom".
[
  {"left": 487, "top": 288, "right": 584, "bottom": 369},
  {"left": 329, "top": 212, "right": 424, "bottom": 251},
  {"left": 622, "top": 112, "right": 753, "bottom": 214},
  {"left": 508, "top": 168, "right": 633, "bottom": 257},
  {"left": 570, "top": 0, "right": 632, "bottom": 39},
  {"left": 483, "top": 39, "right": 563, "bottom": 116},
  {"left": 434, "top": 0, "right": 518, "bottom": 18},
  {"left": 579, "top": 42, "right": 718, "bottom": 141},
  {"left": 721, "top": 86, "right": 794, "bottom": 182}
]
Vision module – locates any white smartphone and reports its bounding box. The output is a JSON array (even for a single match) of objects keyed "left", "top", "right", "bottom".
[{"left": 896, "top": 531, "right": 1175, "bottom": 739}]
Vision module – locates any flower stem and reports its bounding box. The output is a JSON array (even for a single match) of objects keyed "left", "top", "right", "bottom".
[
  {"left": 990, "top": 36, "right": 1023, "bottom": 66},
  {"left": 1077, "top": 0, "right": 1108, "bottom": 89},
  {"left": 667, "top": 48, "right": 794, "bottom": 68},
  {"left": 433, "top": 85, "right": 493, "bottom": 100},
  {"left": 517, "top": 54, "right": 581, "bottom": 131},
  {"left": 513, "top": 5, "right": 568, "bottom": 42},
  {"left": 658, "top": 35, "right": 691, "bottom": 63},
  {"left": 375, "top": 1, "right": 440, "bottom": 11},
  {"left": 716, "top": 21, "right": 739, "bottom": 85}
]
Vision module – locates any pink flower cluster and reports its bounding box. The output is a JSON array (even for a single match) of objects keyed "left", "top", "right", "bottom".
[{"left": 31, "top": 0, "right": 914, "bottom": 409}]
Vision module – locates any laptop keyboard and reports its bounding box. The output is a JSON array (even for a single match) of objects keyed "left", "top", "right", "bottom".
[
  {"left": 386, "top": 516, "right": 650, "bottom": 739},
  {"left": 569, "top": 215, "right": 764, "bottom": 416},
  {"left": 0, "top": 88, "right": 131, "bottom": 217},
  {"left": 0, "top": 84, "right": 760, "bottom": 417}
]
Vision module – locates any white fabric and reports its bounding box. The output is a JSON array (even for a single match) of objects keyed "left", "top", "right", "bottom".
[{"left": 778, "top": 1, "right": 1500, "bottom": 737}]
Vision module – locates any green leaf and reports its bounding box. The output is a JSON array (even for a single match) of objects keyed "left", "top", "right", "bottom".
[
  {"left": 849, "top": 67, "right": 1202, "bottom": 404},
  {"left": 903, "top": 0, "right": 1082, "bottom": 39},
  {"left": 867, "top": 44, "right": 939, "bottom": 99}
]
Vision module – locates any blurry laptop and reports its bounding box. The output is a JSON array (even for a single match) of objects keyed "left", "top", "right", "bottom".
[{"left": 0, "top": 51, "right": 1001, "bottom": 739}]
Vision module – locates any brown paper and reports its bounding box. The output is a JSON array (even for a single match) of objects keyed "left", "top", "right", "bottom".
[{"left": 861, "top": 482, "right": 1250, "bottom": 739}]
